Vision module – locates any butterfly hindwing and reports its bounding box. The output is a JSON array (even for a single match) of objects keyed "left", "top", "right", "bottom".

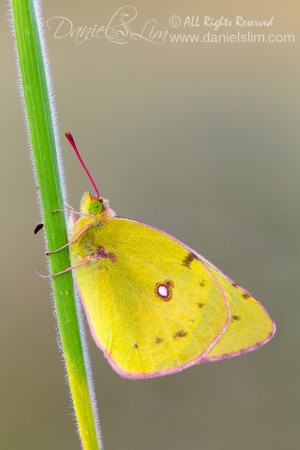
[{"left": 72, "top": 218, "right": 231, "bottom": 378}]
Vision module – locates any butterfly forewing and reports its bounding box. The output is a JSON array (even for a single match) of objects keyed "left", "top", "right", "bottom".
[{"left": 201, "top": 260, "right": 275, "bottom": 361}]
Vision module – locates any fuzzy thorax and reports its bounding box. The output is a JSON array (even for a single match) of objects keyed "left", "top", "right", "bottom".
[{"left": 69, "top": 191, "right": 115, "bottom": 260}]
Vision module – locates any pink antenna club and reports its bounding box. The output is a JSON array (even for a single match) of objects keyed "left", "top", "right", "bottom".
[{"left": 65, "top": 131, "right": 100, "bottom": 199}]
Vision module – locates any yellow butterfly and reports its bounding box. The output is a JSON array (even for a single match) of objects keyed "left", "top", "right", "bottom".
[{"left": 50, "top": 132, "right": 275, "bottom": 379}]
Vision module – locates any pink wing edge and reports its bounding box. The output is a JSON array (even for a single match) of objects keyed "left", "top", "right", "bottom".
[{"left": 75, "top": 217, "right": 276, "bottom": 379}]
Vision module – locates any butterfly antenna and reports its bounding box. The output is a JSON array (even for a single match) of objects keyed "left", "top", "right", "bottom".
[{"left": 65, "top": 131, "right": 100, "bottom": 199}]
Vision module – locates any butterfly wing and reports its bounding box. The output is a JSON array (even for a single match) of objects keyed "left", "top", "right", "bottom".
[
  {"left": 71, "top": 218, "right": 275, "bottom": 378},
  {"left": 201, "top": 258, "right": 275, "bottom": 361}
]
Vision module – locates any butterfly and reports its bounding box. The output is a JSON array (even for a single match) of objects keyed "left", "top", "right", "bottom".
[{"left": 48, "top": 132, "right": 275, "bottom": 379}]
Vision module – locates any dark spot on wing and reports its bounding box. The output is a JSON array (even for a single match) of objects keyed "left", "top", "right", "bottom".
[
  {"left": 133, "top": 343, "right": 138, "bottom": 349},
  {"left": 200, "top": 280, "right": 206, "bottom": 287},
  {"left": 232, "top": 282, "right": 239, "bottom": 288},
  {"left": 182, "top": 251, "right": 197, "bottom": 268},
  {"left": 91, "top": 246, "right": 117, "bottom": 262},
  {"left": 155, "top": 337, "right": 163, "bottom": 344},
  {"left": 197, "top": 302, "right": 205, "bottom": 308},
  {"left": 232, "top": 315, "right": 241, "bottom": 321},
  {"left": 242, "top": 293, "right": 250, "bottom": 299},
  {"left": 174, "top": 330, "right": 187, "bottom": 339}
]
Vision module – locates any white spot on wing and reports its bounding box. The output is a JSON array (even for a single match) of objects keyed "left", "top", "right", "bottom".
[{"left": 157, "top": 285, "right": 169, "bottom": 298}]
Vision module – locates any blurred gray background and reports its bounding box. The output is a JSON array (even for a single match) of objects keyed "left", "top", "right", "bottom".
[{"left": 1, "top": 1, "right": 299, "bottom": 449}]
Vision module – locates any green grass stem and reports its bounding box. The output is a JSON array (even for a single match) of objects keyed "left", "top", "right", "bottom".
[{"left": 10, "top": 0, "right": 102, "bottom": 448}]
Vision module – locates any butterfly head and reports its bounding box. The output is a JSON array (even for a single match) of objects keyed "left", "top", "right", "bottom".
[{"left": 80, "top": 191, "right": 116, "bottom": 221}]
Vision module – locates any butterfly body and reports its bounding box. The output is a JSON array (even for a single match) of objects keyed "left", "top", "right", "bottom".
[{"left": 69, "top": 191, "right": 275, "bottom": 379}]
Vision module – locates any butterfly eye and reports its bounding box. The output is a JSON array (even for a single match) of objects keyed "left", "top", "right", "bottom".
[{"left": 89, "top": 200, "right": 103, "bottom": 215}]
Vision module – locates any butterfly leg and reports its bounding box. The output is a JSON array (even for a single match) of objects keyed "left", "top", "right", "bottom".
[
  {"left": 52, "top": 208, "right": 96, "bottom": 221},
  {"left": 64, "top": 201, "right": 76, "bottom": 224},
  {"left": 37, "top": 258, "right": 90, "bottom": 279},
  {"left": 45, "top": 223, "right": 93, "bottom": 255}
]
